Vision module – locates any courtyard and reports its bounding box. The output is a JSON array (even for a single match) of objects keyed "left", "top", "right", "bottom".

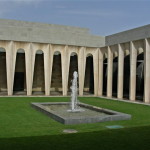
[{"left": 0, "top": 97, "right": 150, "bottom": 150}]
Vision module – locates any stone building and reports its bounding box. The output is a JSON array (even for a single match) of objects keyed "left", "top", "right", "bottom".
[{"left": 0, "top": 19, "right": 149, "bottom": 103}]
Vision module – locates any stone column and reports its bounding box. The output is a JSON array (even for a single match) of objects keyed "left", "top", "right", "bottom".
[
  {"left": 78, "top": 47, "right": 86, "bottom": 96},
  {"left": 49, "top": 44, "right": 54, "bottom": 95},
  {"left": 6, "top": 41, "right": 14, "bottom": 95},
  {"left": 93, "top": 48, "right": 99, "bottom": 96},
  {"left": 43, "top": 44, "right": 50, "bottom": 95},
  {"left": 25, "top": 43, "right": 33, "bottom": 95},
  {"left": 117, "top": 44, "right": 124, "bottom": 99},
  {"left": 65, "top": 46, "right": 70, "bottom": 95},
  {"left": 107, "top": 46, "right": 113, "bottom": 97},
  {"left": 31, "top": 46, "right": 36, "bottom": 95},
  {"left": 98, "top": 49, "right": 103, "bottom": 96},
  {"left": 144, "top": 39, "right": 150, "bottom": 103},
  {"left": 12, "top": 46, "right": 18, "bottom": 95},
  {"left": 28, "top": 43, "right": 37, "bottom": 96},
  {"left": 129, "top": 41, "right": 137, "bottom": 101},
  {"left": 61, "top": 45, "right": 69, "bottom": 96}
]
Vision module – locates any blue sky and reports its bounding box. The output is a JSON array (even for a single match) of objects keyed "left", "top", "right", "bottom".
[{"left": 0, "top": 0, "right": 150, "bottom": 36}]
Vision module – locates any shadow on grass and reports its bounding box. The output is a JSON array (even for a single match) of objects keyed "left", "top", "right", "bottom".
[{"left": 0, "top": 126, "right": 150, "bottom": 150}]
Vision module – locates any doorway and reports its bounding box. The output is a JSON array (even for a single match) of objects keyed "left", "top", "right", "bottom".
[{"left": 13, "top": 72, "right": 25, "bottom": 91}]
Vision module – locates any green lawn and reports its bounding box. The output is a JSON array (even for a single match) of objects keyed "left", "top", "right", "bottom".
[{"left": 0, "top": 97, "right": 150, "bottom": 150}]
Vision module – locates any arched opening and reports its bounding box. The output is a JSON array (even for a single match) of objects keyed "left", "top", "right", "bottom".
[
  {"left": 112, "top": 53, "right": 118, "bottom": 97},
  {"left": 123, "top": 54, "right": 130, "bottom": 99},
  {"left": 68, "top": 52, "right": 78, "bottom": 95},
  {"left": 136, "top": 52, "right": 144, "bottom": 101},
  {"left": 84, "top": 54, "right": 94, "bottom": 95},
  {"left": 51, "top": 51, "right": 62, "bottom": 95},
  {"left": 0, "top": 48, "right": 7, "bottom": 95},
  {"left": 32, "top": 50, "right": 45, "bottom": 95},
  {"left": 103, "top": 53, "right": 107, "bottom": 96},
  {"left": 13, "top": 49, "right": 26, "bottom": 95}
]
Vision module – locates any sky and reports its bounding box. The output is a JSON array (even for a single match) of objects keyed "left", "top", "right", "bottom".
[{"left": 0, "top": 0, "right": 150, "bottom": 36}]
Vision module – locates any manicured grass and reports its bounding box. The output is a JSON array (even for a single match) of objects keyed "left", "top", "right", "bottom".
[{"left": 0, "top": 97, "right": 150, "bottom": 150}]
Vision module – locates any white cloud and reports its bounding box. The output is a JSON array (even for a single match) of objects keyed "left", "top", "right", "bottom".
[{"left": 63, "top": 10, "right": 124, "bottom": 17}]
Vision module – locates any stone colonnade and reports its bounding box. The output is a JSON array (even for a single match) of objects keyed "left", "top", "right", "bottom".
[
  {"left": 0, "top": 41, "right": 98, "bottom": 96},
  {"left": 0, "top": 39, "right": 150, "bottom": 104},
  {"left": 98, "top": 38, "right": 150, "bottom": 103}
]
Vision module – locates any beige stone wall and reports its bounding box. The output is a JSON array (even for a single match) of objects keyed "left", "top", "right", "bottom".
[
  {"left": 51, "top": 54, "right": 62, "bottom": 92},
  {"left": 32, "top": 54, "right": 45, "bottom": 91},
  {"left": 15, "top": 53, "right": 25, "bottom": 72},
  {"left": 68, "top": 55, "right": 78, "bottom": 91},
  {"left": 84, "top": 56, "right": 93, "bottom": 92}
]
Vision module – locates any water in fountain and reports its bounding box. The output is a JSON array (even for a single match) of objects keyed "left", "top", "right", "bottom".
[{"left": 67, "top": 71, "right": 84, "bottom": 112}]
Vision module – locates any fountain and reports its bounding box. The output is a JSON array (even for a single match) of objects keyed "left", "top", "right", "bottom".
[
  {"left": 31, "top": 72, "right": 131, "bottom": 124},
  {"left": 67, "top": 71, "right": 84, "bottom": 112}
]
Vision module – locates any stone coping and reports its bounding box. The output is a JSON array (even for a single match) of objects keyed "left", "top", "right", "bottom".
[{"left": 31, "top": 102, "right": 131, "bottom": 125}]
